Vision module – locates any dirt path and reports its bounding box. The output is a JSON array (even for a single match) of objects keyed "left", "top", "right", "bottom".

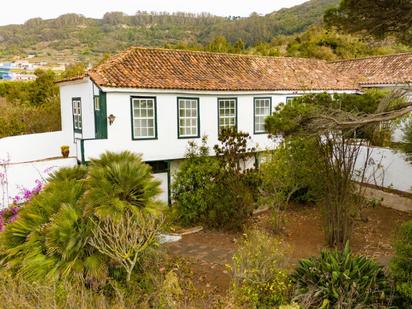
[{"left": 166, "top": 205, "right": 412, "bottom": 295}]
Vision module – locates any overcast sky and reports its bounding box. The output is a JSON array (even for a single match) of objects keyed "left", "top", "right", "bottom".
[{"left": 0, "top": 0, "right": 307, "bottom": 26}]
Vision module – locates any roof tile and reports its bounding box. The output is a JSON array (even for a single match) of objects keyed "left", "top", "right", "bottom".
[
  {"left": 331, "top": 53, "right": 412, "bottom": 85},
  {"left": 86, "top": 47, "right": 358, "bottom": 91}
]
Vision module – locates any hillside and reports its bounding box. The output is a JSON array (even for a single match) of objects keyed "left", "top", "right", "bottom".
[
  {"left": 199, "top": 0, "right": 340, "bottom": 44},
  {"left": 0, "top": 0, "right": 340, "bottom": 64}
]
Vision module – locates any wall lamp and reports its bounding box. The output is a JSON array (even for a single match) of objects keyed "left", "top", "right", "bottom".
[{"left": 108, "top": 114, "right": 116, "bottom": 125}]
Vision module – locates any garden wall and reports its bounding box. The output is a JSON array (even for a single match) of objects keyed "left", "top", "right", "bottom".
[
  {"left": 1, "top": 157, "right": 78, "bottom": 208},
  {"left": 356, "top": 146, "right": 412, "bottom": 193},
  {"left": 0, "top": 131, "right": 75, "bottom": 163}
]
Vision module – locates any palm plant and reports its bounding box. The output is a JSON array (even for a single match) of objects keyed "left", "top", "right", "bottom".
[
  {"left": 0, "top": 151, "right": 165, "bottom": 284},
  {"left": 85, "top": 151, "right": 163, "bottom": 219}
]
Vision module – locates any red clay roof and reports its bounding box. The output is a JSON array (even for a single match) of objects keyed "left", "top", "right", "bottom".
[
  {"left": 84, "top": 47, "right": 358, "bottom": 91},
  {"left": 331, "top": 53, "right": 412, "bottom": 86}
]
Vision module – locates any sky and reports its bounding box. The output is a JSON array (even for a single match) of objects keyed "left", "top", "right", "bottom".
[{"left": 0, "top": 0, "right": 307, "bottom": 26}]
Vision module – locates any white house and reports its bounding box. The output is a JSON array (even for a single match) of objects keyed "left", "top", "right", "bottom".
[{"left": 1, "top": 48, "right": 412, "bottom": 206}]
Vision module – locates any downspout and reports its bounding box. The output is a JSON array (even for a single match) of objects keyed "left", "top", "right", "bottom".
[
  {"left": 80, "top": 139, "right": 86, "bottom": 164},
  {"left": 167, "top": 160, "right": 171, "bottom": 206}
]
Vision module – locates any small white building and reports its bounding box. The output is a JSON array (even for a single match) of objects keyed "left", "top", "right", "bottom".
[{"left": 1, "top": 48, "right": 412, "bottom": 205}]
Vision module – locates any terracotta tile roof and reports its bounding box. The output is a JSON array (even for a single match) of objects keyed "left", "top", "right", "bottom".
[
  {"left": 331, "top": 53, "right": 412, "bottom": 86},
  {"left": 55, "top": 75, "right": 85, "bottom": 84},
  {"left": 84, "top": 47, "right": 358, "bottom": 91}
]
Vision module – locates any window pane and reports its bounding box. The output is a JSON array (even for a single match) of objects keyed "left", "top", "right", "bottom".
[
  {"left": 94, "top": 97, "right": 100, "bottom": 110},
  {"left": 178, "top": 98, "right": 198, "bottom": 137},
  {"left": 218, "top": 99, "right": 236, "bottom": 131},
  {"left": 132, "top": 98, "right": 156, "bottom": 138},
  {"left": 254, "top": 98, "right": 271, "bottom": 132}
]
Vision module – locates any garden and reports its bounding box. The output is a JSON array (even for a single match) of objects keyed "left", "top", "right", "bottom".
[{"left": 0, "top": 92, "right": 412, "bottom": 308}]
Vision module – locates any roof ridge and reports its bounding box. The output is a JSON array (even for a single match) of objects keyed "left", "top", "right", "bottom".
[
  {"left": 98, "top": 46, "right": 329, "bottom": 63},
  {"left": 89, "top": 47, "right": 137, "bottom": 73},
  {"left": 330, "top": 52, "right": 412, "bottom": 63}
]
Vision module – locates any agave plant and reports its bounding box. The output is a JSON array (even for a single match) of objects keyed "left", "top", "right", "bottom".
[{"left": 292, "top": 242, "right": 393, "bottom": 308}]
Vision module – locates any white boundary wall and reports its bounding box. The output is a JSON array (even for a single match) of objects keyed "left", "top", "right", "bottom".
[
  {"left": 1, "top": 158, "right": 78, "bottom": 208},
  {"left": 356, "top": 146, "right": 412, "bottom": 193},
  {"left": 0, "top": 131, "right": 75, "bottom": 163}
]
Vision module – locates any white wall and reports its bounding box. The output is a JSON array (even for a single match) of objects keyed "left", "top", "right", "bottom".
[
  {"left": 153, "top": 172, "right": 169, "bottom": 203},
  {"left": 1, "top": 158, "right": 77, "bottom": 208},
  {"left": 0, "top": 131, "right": 75, "bottom": 164},
  {"left": 81, "top": 92, "right": 305, "bottom": 162},
  {"left": 355, "top": 146, "right": 412, "bottom": 193},
  {"left": 59, "top": 78, "right": 96, "bottom": 142}
]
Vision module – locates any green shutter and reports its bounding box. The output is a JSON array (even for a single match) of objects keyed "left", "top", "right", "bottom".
[{"left": 94, "top": 91, "right": 108, "bottom": 139}]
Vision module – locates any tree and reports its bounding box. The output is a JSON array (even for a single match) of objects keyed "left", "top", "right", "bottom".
[
  {"left": 206, "top": 36, "right": 231, "bottom": 53},
  {"left": 324, "top": 0, "right": 412, "bottom": 44},
  {"left": 29, "top": 69, "right": 59, "bottom": 106},
  {"left": 265, "top": 91, "right": 410, "bottom": 247},
  {"left": 402, "top": 116, "right": 412, "bottom": 160},
  {"left": 61, "top": 63, "right": 86, "bottom": 79}
]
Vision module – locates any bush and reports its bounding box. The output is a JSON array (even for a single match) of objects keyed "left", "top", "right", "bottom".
[
  {"left": 0, "top": 255, "right": 193, "bottom": 308},
  {"left": 229, "top": 230, "right": 290, "bottom": 307},
  {"left": 209, "top": 172, "right": 255, "bottom": 230},
  {"left": 390, "top": 219, "right": 412, "bottom": 307},
  {"left": 292, "top": 243, "right": 393, "bottom": 308},
  {"left": 260, "top": 137, "right": 321, "bottom": 205},
  {"left": 0, "top": 98, "right": 61, "bottom": 138},
  {"left": 172, "top": 131, "right": 258, "bottom": 230},
  {"left": 0, "top": 151, "right": 164, "bottom": 284},
  {"left": 259, "top": 137, "right": 321, "bottom": 232},
  {"left": 171, "top": 137, "right": 221, "bottom": 226}
]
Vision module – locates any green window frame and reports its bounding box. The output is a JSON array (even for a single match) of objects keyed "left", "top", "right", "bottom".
[
  {"left": 72, "top": 97, "right": 82, "bottom": 133},
  {"left": 254, "top": 97, "right": 272, "bottom": 134},
  {"left": 218, "top": 98, "right": 237, "bottom": 133},
  {"left": 286, "top": 96, "right": 299, "bottom": 104},
  {"left": 177, "top": 97, "right": 200, "bottom": 138},
  {"left": 131, "top": 96, "right": 157, "bottom": 140}
]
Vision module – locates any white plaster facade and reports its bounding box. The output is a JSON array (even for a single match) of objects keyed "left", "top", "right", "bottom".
[{"left": 1, "top": 71, "right": 411, "bottom": 207}]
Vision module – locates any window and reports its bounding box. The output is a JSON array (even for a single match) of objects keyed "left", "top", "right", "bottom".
[
  {"left": 218, "top": 98, "right": 237, "bottom": 132},
  {"left": 177, "top": 98, "right": 199, "bottom": 138},
  {"left": 131, "top": 97, "right": 157, "bottom": 139},
  {"left": 286, "top": 97, "right": 294, "bottom": 103},
  {"left": 94, "top": 96, "right": 100, "bottom": 111},
  {"left": 72, "top": 98, "right": 82, "bottom": 132},
  {"left": 254, "top": 97, "right": 271, "bottom": 134}
]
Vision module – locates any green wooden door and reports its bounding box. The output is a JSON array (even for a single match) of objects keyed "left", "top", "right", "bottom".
[{"left": 94, "top": 91, "right": 107, "bottom": 139}]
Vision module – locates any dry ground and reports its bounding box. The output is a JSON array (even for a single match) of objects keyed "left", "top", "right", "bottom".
[{"left": 166, "top": 204, "right": 412, "bottom": 297}]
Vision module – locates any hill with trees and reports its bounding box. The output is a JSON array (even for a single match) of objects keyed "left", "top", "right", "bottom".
[{"left": 1, "top": 0, "right": 411, "bottom": 65}]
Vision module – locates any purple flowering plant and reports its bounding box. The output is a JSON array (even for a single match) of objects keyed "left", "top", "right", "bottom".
[
  {"left": 0, "top": 179, "right": 45, "bottom": 232},
  {"left": 0, "top": 206, "right": 20, "bottom": 232}
]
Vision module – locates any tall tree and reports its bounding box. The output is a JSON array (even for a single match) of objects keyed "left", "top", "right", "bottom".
[{"left": 324, "top": 0, "right": 412, "bottom": 44}]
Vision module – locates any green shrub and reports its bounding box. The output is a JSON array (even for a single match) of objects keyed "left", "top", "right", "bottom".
[
  {"left": 260, "top": 137, "right": 321, "bottom": 206},
  {"left": 229, "top": 230, "right": 290, "bottom": 307},
  {"left": 209, "top": 172, "right": 254, "bottom": 230},
  {"left": 390, "top": 219, "right": 412, "bottom": 307},
  {"left": 0, "top": 98, "right": 61, "bottom": 138},
  {"left": 0, "top": 151, "right": 165, "bottom": 284},
  {"left": 172, "top": 131, "right": 258, "bottom": 230},
  {"left": 292, "top": 243, "right": 393, "bottom": 308},
  {"left": 171, "top": 137, "right": 221, "bottom": 226},
  {"left": 259, "top": 137, "right": 321, "bottom": 232}
]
